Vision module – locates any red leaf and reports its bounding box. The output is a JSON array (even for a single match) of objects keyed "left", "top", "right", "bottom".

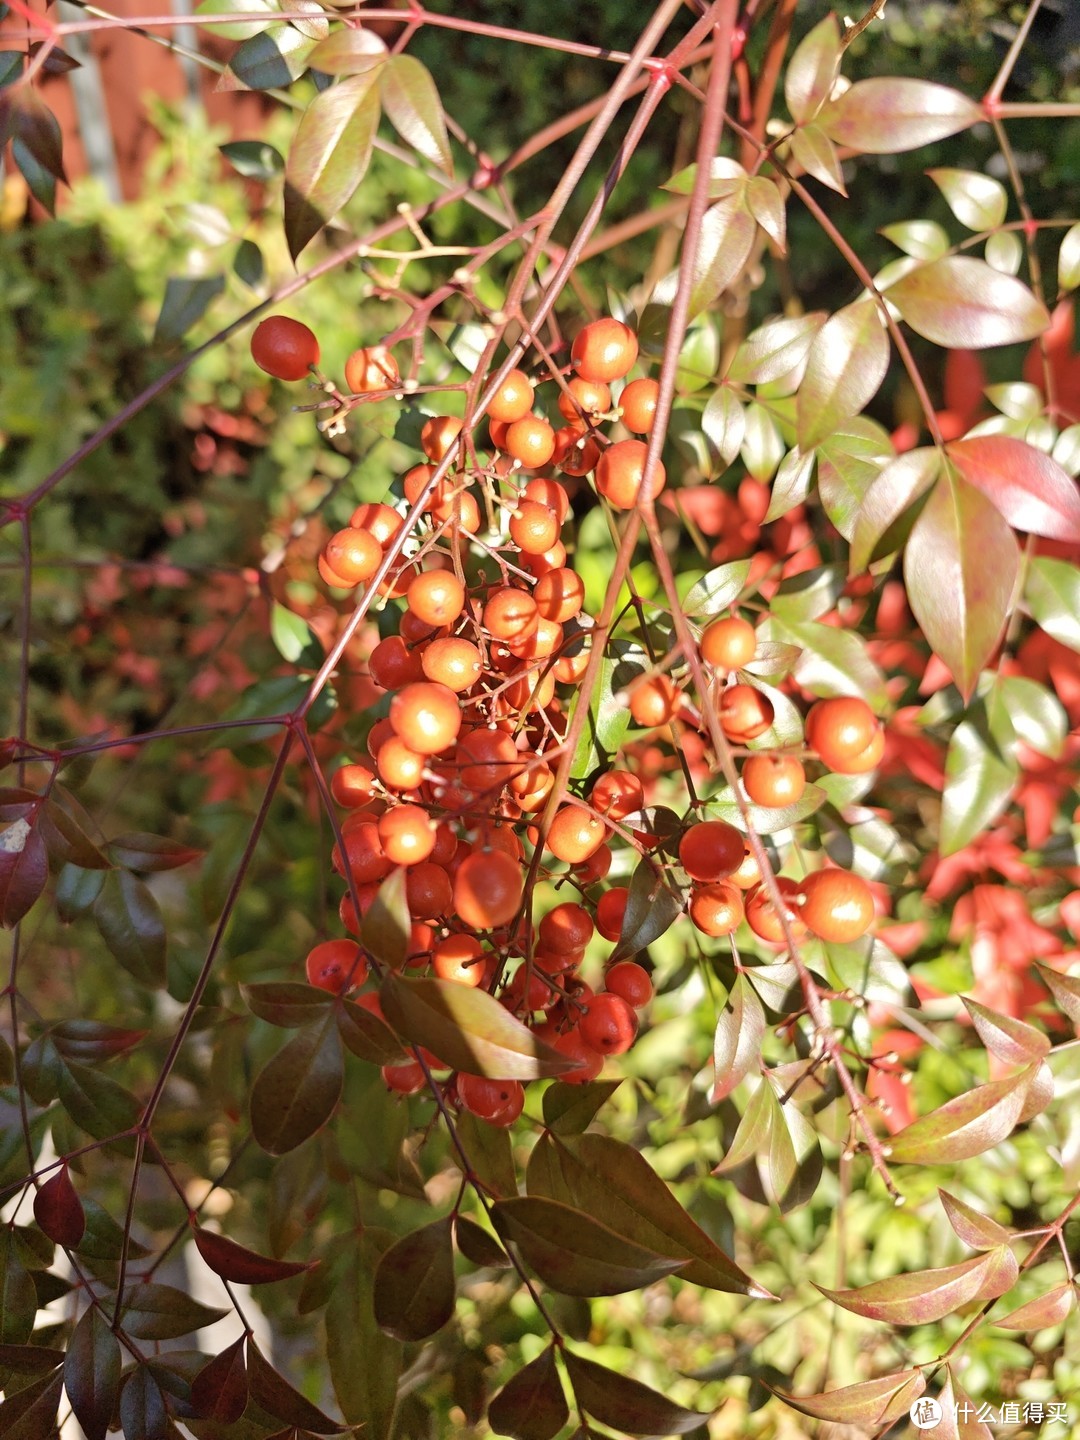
[
  {"left": 63, "top": 1307, "right": 120, "bottom": 1440},
  {"left": 773, "top": 1369, "right": 925, "bottom": 1426},
  {"left": 939, "top": 1191, "right": 1013, "bottom": 1250},
  {"left": 190, "top": 1337, "right": 248, "bottom": 1424},
  {"left": 817, "top": 1246, "right": 1018, "bottom": 1325},
  {"left": 192, "top": 1226, "right": 315, "bottom": 1284},
  {"left": 0, "top": 822, "right": 47, "bottom": 928},
  {"left": 33, "top": 1165, "right": 85, "bottom": 1249},
  {"left": 994, "top": 1281, "right": 1076, "bottom": 1331},
  {"left": 887, "top": 1066, "right": 1037, "bottom": 1163},
  {"left": 947, "top": 436, "right": 1080, "bottom": 541},
  {"left": 823, "top": 78, "right": 982, "bottom": 153}
]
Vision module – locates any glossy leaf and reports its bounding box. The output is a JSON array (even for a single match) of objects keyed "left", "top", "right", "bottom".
[
  {"left": 380, "top": 55, "right": 453, "bottom": 175},
  {"left": 904, "top": 472, "right": 1019, "bottom": 701},
  {"left": 220, "top": 138, "right": 283, "bottom": 178},
  {"left": 0, "top": 819, "right": 47, "bottom": 928},
  {"left": 788, "top": 123, "right": 846, "bottom": 194},
  {"left": 77, "top": 1200, "right": 151, "bottom": 1263},
  {"left": 454, "top": 1215, "right": 509, "bottom": 1269},
  {"left": 372, "top": 1216, "right": 455, "bottom": 1340},
  {"left": 154, "top": 276, "right": 225, "bottom": 344},
  {"left": 326, "top": 1230, "right": 401, "bottom": 1438},
  {"left": 454, "top": 1109, "right": 517, "bottom": 1198},
  {"left": 609, "top": 857, "right": 684, "bottom": 964},
  {"left": 711, "top": 973, "right": 764, "bottom": 1102},
  {"left": 687, "top": 194, "right": 756, "bottom": 317},
  {"left": 246, "top": 1338, "right": 344, "bottom": 1433},
  {"left": 773, "top": 1370, "right": 925, "bottom": 1426},
  {"left": 778, "top": 616, "right": 887, "bottom": 707},
  {"left": 1025, "top": 555, "right": 1080, "bottom": 651},
  {"left": 51, "top": 1020, "right": 147, "bottom": 1062},
  {"left": 815, "top": 416, "right": 894, "bottom": 540},
  {"left": 939, "top": 710, "right": 1017, "bottom": 856},
  {"left": 929, "top": 168, "right": 1008, "bottom": 232},
  {"left": 380, "top": 972, "right": 575, "bottom": 1079},
  {"left": 962, "top": 997, "right": 1050, "bottom": 1066},
  {"left": 55, "top": 862, "right": 106, "bottom": 923},
  {"left": 218, "top": 22, "right": 313, "bottom": 90},
  {"left": 939, "top": 1191, "right": 1013, "bottom": 1251},
  {"left": 561, "top": 1348, "right": 712, "bottom": 1435},
  {"left": 250, "top": 1016, "right": 344, "bottom": 1155},
  {"left": 817, "top": 1245, "right": 1018, "bottom": 1325},
  {"left": 527, "top": 1131, "right": 767, "bottom": 1296},
  {"left": 797, "top": 300, "right": 889, "bottom": 452},
  {"left": 746, "top": 176, "right": 785, "bottom": 250},
  {"left": 784, "top": 13, "right": 839, "bottom": 123},
  {"left": 542, "top": 1079, "right": 622, "bottom": 1135},
  {"left": 120, "top": 1284, "right": 228, "bottom": 1340},
  {"left": 822, "top": 77, "right": 982, "bottom": 153},
  {"left": 193, "top": 0, "right": 276, "bottom": 41},
  {"left": 701, "top": 387, "right": 745, "bottom": 470},
  {"left": 492, "top": 1195, "right": 687, "bottom": 1296},
  {"left": 361, "top": 866, "right": 409, "bottom": 971},
  {"left": 243, "top": 982, "right": 334, "bottom": 1027},
  {"left": 487, "top": 1344, "right": 568, "bottom": 1440},
  {"left": 284, "top": 73, "right": 381, "bottom": 260},
  {"left": 994, "top": 1282, "right": 1075, "bottom": 1331},
  {"left": 108, "top": 832, "right": 203, "bottom": 873},
  {"left": 64, "top": 1306, "right": 121, "bottom": 1440},
  {"left": 947, "top": 435, "right": 1080, "bottom": 541},
  {"left": 769, "top": 561, "right": 847, "bottom": 622},
  {"left": 705, "top": 782, "right": 827, "bottom": 836},
  {"left": 727, "top": 313, "right": 825, "bottom": 386},
  {"left": 884, "top": 257, "right": 1049, "bottom": 348},
  {"left": 189, "top": 1338, "right": 247, "bottom": 1425},
  {"left": 308, "top": 27, "right": 387, "bottom": 75},
  {"left": 38, "top": 801, "right": 108, "bottom": 870},
  {"left": 336, "top": 998, "right": 405, "bottom": 1065},
  {"left": 887, "top": 1065, "right": 1038, "bottom": 1163},
  {"left": 682, "top": 559, "right": 751, "bottom": 618},
  {"left": 765, "top": 448, "right": 815, "bottom": 521},
  {"left": 93, "top": 869, "right": 167, "bottom": 988},
  {"left": 850, "top": 447, "right": 940, "bottom": 571},
  {"left": 33, "top": 1165, "right": 84, "bottom": 1248},
  {"left": 0, "top": 1343, "right": 65, "bottom": 1373},
  {"left": 567, "top": 648, "right": 633, "bottom": 779},
  {"left": 193, "top": 1226, "right": 313, "bottom": 1284},
  {"left": 1035, "top": 963, "right": 1080, "bottom": 1025},
  {"left": 57, "top": 1059, "right": 141, "bottom": 1142},
  {"left": 881, "top": 219, "right": 950, "bottom": 261},
  {"left": 1060, "top": 222, "right": 1080, "bottom": 291},
  {"left": 0, "top": 1232, "right": 36, "bottom": 1345}
]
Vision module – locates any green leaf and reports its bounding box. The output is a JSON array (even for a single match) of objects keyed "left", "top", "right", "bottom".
[
  {"left": 373, "top": 1216, "right": 455, "bottom": 1339},
  {"left": 796, "top": 300, "right": 889, "bottom": 452},
  {"left": 904, "top": 472, "right": 1019, "bottom": 702},
  {"left": 608, "top": 857, "right": 684, "bottom": 964},
  {"left": 242, "top": 981, "right": 334, "bottom": 1027},
  {"left": 362, "top": 866, "right": 409, "bottom": 971},
  {"left": 687, "top": 194, "right": 756, "bottom": 318},
  {"left": 64, "top": 1307, "right": 121, "bottom": 1440},
  {"left": 566, "top": 647, "right": 635, "bottom": 779},
  {"left": 817, "top": 1246, "right": 1018, "bottom": 1325},
  {"left": 880, "top": 219, "right": 950, "bottom": 261},
  {"left": 1059, "top": 222, "right": 1080, "bottom": 292},
  {"left": 379, "top": 972, "right": 576, "bottom": 1080},
  {"left": 336, "top": 998, "right": 405, "bottom": 1065},
  {"left": 270, "top": 602, "right": 321, "bottom": 664},
  {"left": 741, "top": 402, "right": 785, "bottom": 481},
  {"left": 705, "top": 782, "right": 827, "bottom": 836},
  {"left": 784, "top": 13, "right": 840, "bottom": 123},
  {"left": 815, "top": 417, "right": 894, "bottom": 540},
  {"left": 326, "top": 1232, "right": 401, "bottom": 1438},
  {"left": 996, "top": 675, "right": 1067, "bottom": 758},
  {"left": 561, "top": 1348, "right": 712, "bottom": 1435},
  {"left": 682, "top": 559, "right": 751, "bottom": 618},
  {"left": 454, "top": 1215, "right": 509, "bottom": 1269},
  {"left": 929, "top": 168, "right": 1008, "bottom": 232},
  {"left": 788, "top": 123, "right": 846, "bottom": 194},
  {"left": 822, "top": 77, "right": 982, "bottom": 153},
  {"left": 488, "top": 1345, "right": 568, "bottom": 1440},
  {"left": 55, "top": 862, "right": 106, "bottom": 923},
  {"left": 220, "top": 138, "right": 283, "bottom": 178},
  {"left": 940, "top": 707, "right": 1018, "bottom": 856},
  {"left": 542, "top": 1079, "right": 622, "bottom": 1136},
  {"left": 850, "top": 447, "right": 940, "bottom": 572},
  {"left": 773, "top": 1370, "right": 925, "bottom": 1427},
  {"left": 218, "top": 22, "right": 314, "bottom": 90},
  {"left": 193, "top": 0, "right": 276, "bottom": 41},
  {"left": 77, "top": 1200, "right": 151, "bottom": 1263},
  {"left": 727, "top": 313, "right": 825, "bottom": 386},
  {"left": 0, "top": 1232, "right": 37, "bottom": 1345},
  {"left": 527, "top": 1131, "right": 767, "bottom": 1296},
  {"left": 825, "top": 938, "right": 912, "bottom": 1007},
  {"left": 93, "top": 869, "right": 167, "bottom": 987},
  {"left": 662, "top": 156, "right": 746, "bottom": 198},
  {"left": 57, "top": 1059, "right": 141, "bottom": 1142},
  {"left": 765, "top": 448, "right": 815, "bottom": 522},
  {"left": 883, "top": 256, "right": 1049, "bottom": 349},
  {"left": 888, "top": 1065, "right": 1039, "bottom": 1163},
  {"left": 284, "top": 72, "right": 382, "bottom": 260},
  {"left": 454, "top": 1109, "right": 517, "bottom": 1198},
  {"left": 775, "top": 616, "right": 887, "bottom": 707},
  {"left": 250, "top": 1015, "right": 344, "bottom": 1155},
  {"left": 1025, "top": 555, "right": 1080, "bottom": 650},
  {"left": 769, "top": 562, "right": 846, "bottom": 623},
  {"left": 491, "top": 1196, "right": 687, "bottom": 1296},
  {"left": 711, "top": 973, "right": 765, "bottom": 1102},
  {"left": 154, "top": 276, "right": 225, "bottom": 344},
  {"left": 700, "top": 387, "right": 745, "bottom": 470},
  {"left": 948, "top": 435, "right": 1080, "bottom": 541},
  {"left": 379, "top": 55, "right": 453, "bottom": 176},
  {"left": 746, "top": 175, "right": 785, "bottom": 250},
  {"left": 120, "top": 1284, "right": 228, "bottom": 1340}
]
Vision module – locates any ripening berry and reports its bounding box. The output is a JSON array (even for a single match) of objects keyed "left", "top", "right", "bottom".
[
  {"left": 454, "top": 850, "right": 523, "bottom": 930},
  {"left": 369, "top": 635, "right": 425, "bottom": 691},
  {"left": 553, "top": 426, "right": 601, "bottom": 477},
  {"left": 456, "top": 728, "right": 521, "bottom": 794},
  {"left": 405, "top": 862, "right": 454, "bottom": 920},
  {"left": 421, "top": 415, "right": 464, "bottom": 462},
  {"left": 382, "top": 1060, "right": 428, "bottom": 1094},
  {"left": 378, "top": 805, "right": 437, "bottom": 866},
  {"left": 323, "top": 527, "right": 383, "bottom": 587},
  {"left": 331, "top": 763, "right": 377, "bottom": 808},
  {"left": 488, "top": 368, "right": 535, "bottom": 424},
  {"left": 604, "top": 961, "right": 653, "bottom": 1008},
  {"left": 576, "top": 844, "right": 613, "bottom": 884},
  {"left": 596, "top": 438, "right": 666, "bottom": 509},
  {"left": 539, "top": 902, "right": 594, "bottom": 955},
  {"left": 350, "top": 501, "right": 404, "bottom": 548},
  {"left": 406, "top": 570, "right": 466, "bottom": 628},
  {"left": 688, "top": 882, "right": 744, "bottom": 937},
  {"left": 799, "top": 868, "right": 875, "bottom": 943},
  {"left": 432, "top": 933, "right": 486, "bottom": 986},
  {"left": 571, "top": 318, "right": 638, "bottom": 383},
  {"left": 546, "top": 805, "right": 607, "bottom": 865},
  {"left": 522, "top": 476, "right": 571, "bottom": 523},
  {"left": 619, "top": 377, "right": 659, "bottom": 434},
  {"left": 719, "top": 684, "right": 774, "bottom": 742},
  {"left": 557, "top": 376, "right": 611, "bottom": 423},
  {"left": 534, "top": 567, "right": 585, "bottom": 623},
  {"left": 376, "top": 736, "right": 426, "bottom": 791},
  {"left": 629, "top": 674, "right": 681, "bottom": 728},
  {"left": 679, "top": 820, "right": 745, "bottom": 882},
  {"left": 483, "top": 586, "right": 540, "bottom": 643},
  {"left": 422, "top": 637, "right": 483, "bottom": 692},
  {"left": 345, "top": 344, "right": 399, "bottom": 394},
  {"left": 250, "top": 316, "right": 319, "bottom": 380},
  {"left": 580, "top": 992, "right": 638, "bottom": 1055},
  {"left": 305, "top": 939, "right": 367, "bottom": 994},
  {"left": 590, "top": 769, "right": 644, "bottom": 821},
  {"left": 541, "top": 1023, "right": 605, "bottom": 1084},
  {"left": 457, "top": 1073, "right": 525, "bottom": 1125},
  {"left": 336, "top": 821, "right": 392, "bottom": 884},
  {"left": 595, "top": 886, "right": 629, "bottom": 941},
  {"left": 700, "top": 616, "right": 757, "bottom": 673},
  {"left": 742, "top": 754, "right": 806, "bottom": 808},
  {"left": 805, "top": 697, "right": 884, "bottom": 774},
  {"left": 744, "top": 878, "right": 807, "bottom": 945},
  {"left": 510, "top": 501, "right": 560, "bottom": 555},
  {"left": 505, "top": 415, "right": 556, "bottom": 469},
  {"left": 389, "top": 682, "right": 461, "bottom": 756}
]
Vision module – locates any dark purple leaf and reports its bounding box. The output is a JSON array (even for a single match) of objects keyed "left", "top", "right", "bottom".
[
  {"left": 561, "top": 1348, "right": 712, "bottom": 1435},
  {"left": 190, "top": 1338, "right": 247, "bottom": 1425},
  {"left": 52, "top": 1021, "right": 147, "bottom": 1062},
  {"left": 454, "top": 1215, "right": 509, "bottom": 1269},
  {"left": 192, "top": 1226, "right": 315, "bottom": 1284},
  {"left": 119, "top": 1364, "right": 167, "bottom": 1440},
  {"left": 246, "top": 1338, "right": 345, "bottom": 1433},
  {"left": 608, "top": 857, "right": 684, "bottom": 964},
  {"left": 107, "top": 833, "right": 203, "bottom": 872},
  {"left": 64, "top": 1307, "right": 121, "bottom": 1440},
  {"left": 250, "top": 1016, "right": 344, "bottom": 1156},
  {"left": 0, "top": 821, "right": 47, "bottom": 928},
  {"left": 487, "top": 1345, "right": 567, "bottom": 1440},
  {"left": 0, "top": 1369, "right": 65, "bottom": 1440},
  {"left": 372, "top": 1216, "right": 456, "bottom": 1340},
  {"left": 33, "top": 1166, "right": 84, "bottom": 1249}
]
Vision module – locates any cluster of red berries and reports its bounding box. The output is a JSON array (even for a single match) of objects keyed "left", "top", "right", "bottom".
[{"left": 252, "top": 313, "right": 882, "bottom": 1124}]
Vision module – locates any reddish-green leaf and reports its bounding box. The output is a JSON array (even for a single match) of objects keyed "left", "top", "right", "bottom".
[
  {"left": 939, "top": 710, "right": 1018, "bottom": 856},
  {"left": 994, "top": 1281, "right": 1076, "bottom": 1331},
  {"left": 361, "top": 866, "right": 409, "bottom": 971},
  {"left": 51, "top": 1021, "right": 147, "bottom": 1062},
  {"left": 378, "top": 972, "right": 576, "bottom": 1080},
  {"left": 242, "top": 982, "right": 334, "bottom": 1028},
  {"left": 192, "top": 1226, "right": 314, "bottom": 1285},
  {"left": 904, "top": 472, "right": 1019, "bottom": 701},
  {"left": 773, "top": 1370, "right": 925, "bottom": 1426},
  {"left": 884, "top": 257, "right": 1049, "bottom": 348},
  {"left": 746, "top": 176, "right": 785, "bottom": 251},
  {"left": 55, "top": 862, "right": 107, "bottom": 923},
  {"left": 107, "top": 833, "right": 202, "bottom": 872},
  {"left": 947, "top": 436, "right": 1080, "bottom": 541},
  {"left": 561, "top": 1348, "right": 712, "bottom": 1435},
  {"left": 380, "top": 55, "right": 453, "bottom": 176},
  {"left": 765, "top": 448, "right": 815, "bottom": 521},
  {"left": 120, "top": 1284, "right": 229, "bottom": 1340},
  {"left": 0, "top": 820, "right": 47, "bottom": 928},
  {"left": 784, "top": 13, "right": 840, "bottom": 123},
  {"left": 326, "top": 1231, "right": 401, "bottom": 1438},
  {"left": 0, "top": 1368, "right": 65, "bottom": 1440},
  {"left": 687, "top": 195, "right": 756, "bottom": 318},
  {"left": 246, "top": 1338, "right": 344, "bottom": 1433},
  {"left": 217, "top": 22, "right": 313, "bottom": 91},
  {"left": 93, "top": 869, "right": 167, "bottom": 988},
  {"left": 372, "top": 1216, "right": 455, "bottom": 1340},
  {"left": 250, "top": 1016, "right": 344, "bottom": 1155},
  {"left": 815, "top": 417, "right": 894, "bottom": 540},
  {"left": 1025, "top": 555, "right": 1080, "bottom": 651},
  {"left": 888, "top": 1066, "right": 1039, "bottom": 1163},
  {"left": 796, "top": 299, "right": 889, "bottom": 451},
  {"left": 711, "top": 973, "right": 764, "bottom": 1102},
  {"left": 850, "top": 447, "right": 940, "bottom": 571},
  {"left": 57, "top": 1059, "right": 141, "bottom": 1142},
  {"left": 190, "top": 1338, "right": 247, "bottom": 1425},
  {"left": 727, "top": 313, "right": 825, "bottom": 386},
  {"left": 284, "top": 73, "right": 381, "bottom": 260},
  {"left": 1035, "top": 963, "right": 1080, "bottom": 1025},
  {"left": 528, "top": 1131, "right": 768, "bottom": 1296},
  {"left": 713, "top": 1074, "right": 776, "bottom": 1176},
  {"left": 818, "top": 1246, "right": 1018, "bottom": 1325},
  {"left": 929, "top": 167, "right": 1008, "bottom": 232},
  {"left": 335, "top": 997, "right": 405, "bottom": 1065},
  {"left": 0, "top": 1344, "right": 65, "bottom": 1374},
  {"left": 789, "top": 122, "right": 846, "bottom": 193},
  {"left": 609, "top": 857, "right": 684, "bottom": 964},
  {"left": 120, "top": 1363, "right": 168, "bottom": 1440},
  {"left": 488, "top": 1345, "right": 568, "bottom": 1440},
  {"left": 542, "top": 1079, "right": 622, "bottom": 1135},
  {"left": 454, "top": 1215, "right": 509, "bottom": 1269},
  {"left": 491, "top": 1195, "right": 687, "bottom": 1296},
  {"left": 64, "top": 1306, "right": 121, "bottom": 1440},
  {"left": 962, "top": 997, "right": 1050, "bottom": 1066},
  {"left": 454, "top": 1109, "right": 517, "bottom": 1198},
  {"left": 7, "top": 87, "right": 66, "bottom": 181},
  {"left": 822, "top": 78, "right": 981, "bottom": 152},
  {"left": 778, "top": 616, "right": 887, "bottom": 707},
  {"left": 939, "top": 1191, "right": 1013, "bottom": 1251},
  {"left": 308, "top": 27, "right": 387, "bottom": 75},
  {"left": 38, "top": 801, "right": 109, "bottom": 870},
  {"left": 33, "top": 1165, "right": 84, "bottom": 1249}
]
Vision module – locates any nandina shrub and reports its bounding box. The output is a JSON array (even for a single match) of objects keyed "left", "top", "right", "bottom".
[{"left": 2, "top": 3, "right": 1080, "bottom": 1438}]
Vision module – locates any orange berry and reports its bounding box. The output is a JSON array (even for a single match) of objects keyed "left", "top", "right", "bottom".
[
  {"left": 323, "top": 526, "right": 383, "bottom": 586},
  {"left": 406, "top": 570, "right": 466, "bottom": 628},
  {"left": 689, "top": 882, "right": 744, "bottom": 937},
  {"left": 719, "top": 684, "right": 774, "bottom": 743},
  {"left": 432, "top": 934, "right": 486, "bottom": 986},
  {"left": 317, "top": 553, "right": 353, "bottom": 589},
  {"left": 590, "top": 770, "right": 644, "bottom": 821},
  {"left": 336, "top": 821, "right": 392, "bottom": 884},
  {"left": 331, "top": 763, "right": 377, "bottom": 808},
  {"left": 619, "top": 377, "right": 659, "bottom": 434},
  {"left": 456, "top": 1073, "right": 525, "bottom": 1125},
  {"left": 799, "top": 869, "right": 875, "bottom": 943},
  {"left": 742, "top": 754, "right": 806, "bottom": 808},
  {"left": 369, "top": 635, "right": 425, "bottom": 691},
  {"left": 522, "top": 477, "right": 571, "bottom": 524},
  {"left": 305, "top": 939, "right": 367, "bottom": 994},
  {"left": 629, "top": 675, "right": 680, "bottom": 728},
  {"left": 483, "top": 586, "right": 539, "bottom": 643},
  {"left": 700, "top": 616, "right": 757, "bottom": 673},
  {"left": 456, "top": 729, "right": 522, "bottom": 794},
  {"left": 505, "top": 414, "right": 556, "bottom": 469},
  {"left": 375, "top": 736, "right": 426, "bottom": 792},
  {"left": 344, "top": 344, "right": 399, "bottom": 394},
  {"left": 510, "top": 501, "right": 560, "bottom": 556},
  {"left": 557, "top": 376, "right": 611, "bottom": 423},
  {"left": 745, "top": 878, "right": 807, "bottom": 945},
  {"left": 580, "top": 993, "right": 638, "bottom": 1055},
  {"left": 595, "top": 886, "right": 629, "bottom": 941},
  {"left": 805, "top": 697, "right": 883, "bottom": 774},
  {"left": 422, "top": 637, "right": 483, "bottom": 692},
  {"left": 378, "top": 805, "right": 437, "bottom": 866},
  {"left": 604, "top": 961, "right": 652, "bottom": 1008},
  {"left": 546, "top": 804, "right": 607, "bottom": 865},
  {"left": 596, "top": 438, "right": 665, "bottom": 509},
  {"left": 454, "top": 850, "right": 523, "bottom": 930},
  {"left": 575, "top": 844, "right": 613, "bottom": 884},
  {"left": 539, "top": 902, "right": 594, "bottom": 955},
  {"left": 553, "top": 426, "right": 601, "bottom": 477},
  {"left": 488, "top": 368, "right": 535, "bottom": 424},
  {"left": 405, "top": 861, "right": 453, "bottom": 919},
  {"left": 390, "top": 682, "right": 461, "bottom": 756},
  {"left": 679, "top": 820, "right": 745, "bottom": 882},
  {"left": 534, "top": 567, "right": 585, "bottom": 624},
  {"left": 251, "top": 316, "right": 319, "bottom": 381},
  {"left": 571, "top": 318, "right": 638, "bottom": 383},
  {"left": 350, "top": 501, "right": 404, "bottom": 548},
  {"left": 421, "top": 415, "right": 464, "bottom": 463}
]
